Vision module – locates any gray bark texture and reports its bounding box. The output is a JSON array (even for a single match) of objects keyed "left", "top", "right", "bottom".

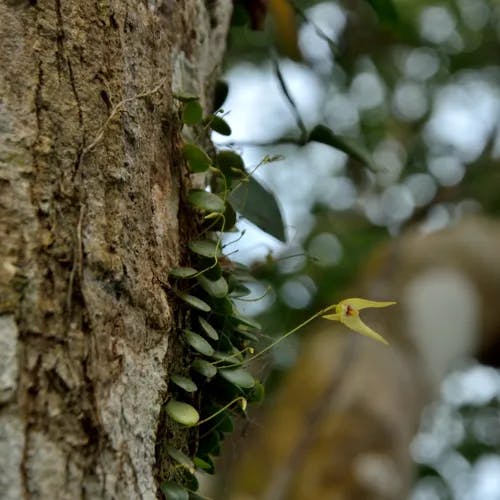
[{"left": 0, "top": 0, "right": 231, "bottom": 498}]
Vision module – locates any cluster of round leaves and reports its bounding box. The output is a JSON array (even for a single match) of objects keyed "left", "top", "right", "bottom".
[{"left": 161, "top": 95, "right": 265, "bottom": 500}]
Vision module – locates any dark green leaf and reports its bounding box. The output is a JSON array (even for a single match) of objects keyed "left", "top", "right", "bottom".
[
  {"left": 188, "top": 239, "right": 221, "bottom": 258},
  {"left": 229, "top": 176, "right": 286, "bottom": 242},
  {"left": 170, "top": 374, "right": 197, "bottom": 393},
  {"left": 165, "top": 400, "right": 200, "bottom": 427},
  {"left": 308, "top": 125, "right": 374, "bottom": 169},
  {"left": 192, "top": 359, "right": 217, "bottom": 378},
  {"left": 213, "top": 80, "right": 229, "bottom": 111},
  {"left": 198, "top": 317, "right": 219, "bottom": 341},
  {"left": 212, "top": 350, "right": 243, "bottom": 366},
  {"left": 184, "top": 329, "right": 215, "bottom": 356},
  {"left": 216, "top": 150, "right": 246, "bottom": 182},
  {"left": 166, "top": 446, "right": 195, "bottom": 473},
  {"left": 206, "top": 115, "right": 232, "bottom": 136},
  {"left": 169, "top": 267, "right": 198, "bottom": 279},
  {"left": 160, "top": 481, "right": 189, "bottom": 500},
  {"left": 187, "top": 189, "right": 225, "bottom": 213},
  {"left": 219, "top": 368, "right": 255, "bottom": 388},
  {"left": 197, "top": 275, "right": 228, "bottom": 298},
  {"left": 182, "top": 100, "right": 203, "bottom": 125},
  {"left": 178, "top": 293, "right": 211, "bottom": 312},
  {"left": 198, "top": 432, "right": 221, "bottom": 456},
  {"left": 173, "top": 93, "right": 199, "bottom": 103},
  {"left": 364, "top": 0, "right": 399, "bottom": 25},
  {"left": 182, "top": 143, "right": 211, "bottom": 173}
]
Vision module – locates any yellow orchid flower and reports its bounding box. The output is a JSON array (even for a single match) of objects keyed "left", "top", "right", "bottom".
[{"left": 322, "top": 298, "right": 396, "bottom": 345}]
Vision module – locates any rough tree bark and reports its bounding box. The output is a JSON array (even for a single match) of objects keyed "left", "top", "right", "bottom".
[{"left": 0, "top": 1, "right": 231, "bottom": 498}]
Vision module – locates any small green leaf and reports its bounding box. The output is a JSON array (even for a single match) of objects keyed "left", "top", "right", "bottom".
[
  {"left": 184, "top": 329, "right": 215, "bottom": 356},
  {"left": 197, "top": 274, "right": 228, "bottom": 298},
  {"left": 199, "top": 317, "right": 219, "bottom": 340},
  {"left": 169, "top": 267, "right": 198, "bottom": 279},
  {"left": 178, "top": 293, "right": 211, "bottom": 312},
  {"left": 182, "top": 143, "right": 211, "bottom": 173},
  {"left": 229, "top": 175, "right": 286, "bottom": 242},
  {"left": 188, "top": 239, "right": 221, "bottom": 258},
  {"left": 247, "top": 381, "right": 265, "bottom": 403},
  {"left": 192, "top": 359, "right": 217, "bottom": 378},
  {"left": 212, "top": 350, "right": 243, "bottom": 365},
  {"left": 232, "top": 313, "right": 261, "bottom": 330},
  {"left": 219, "top": 368, "right": 255, "bottom": 388},
  {"left": 213, "top": 80, "right": 229, "bottom": 111},
  {"left": 188, "top": 189, "right": 225, "bottom": 213},
  {"left": 214, "top": 411, "right": 234, "bottom": 433},
  {"left": 166, "top": 446, "right": 195, "bottom": 474},
  {"left": 160, "top": 481, "right": 189, "bottom": 500},
  {"left": 170, "top": 374, "right": 198, "bottom": 393},
  {"left": 308, "top": 125, "right": 374, "bottom": 169},
  {"left": 182, "top": 100, "right": 203, "bottom": 125},
  {"left": 165, "top": 400, "right": 200, "bottom": 427},
  {"left": 198, "top": 432, "right": 221, "bottom": 456},
  {"left": 206, "top": 115, "right": 232, "bottom": 136},
  {"left": 193, "top": 456, "right": 213, "bottom": 473}
]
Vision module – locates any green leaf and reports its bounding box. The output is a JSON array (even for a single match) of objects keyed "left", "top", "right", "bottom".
[
  {"left": 178, "top": 293, "right": 211, "bottom": 312},
  {"left": 188, "top": 189, "right": 225, "bottom": 213},
  {"left": 193, "top": 456, "right": 214, "bottom": 473},
  {"left": 198, "top": 432, "right": 221, "bottom": 456},
  {"left": 182, "top": 100, "right": 203, "bottom": 125},
  {"left": 184, "top": 329, "right": 215, "bottom": 357},
  {"left": 192, "top": 359, "right": 217, "bottom": 378},
  {"left": 169, "top": 267, "right": 198, "bottom": 279},
  {"left": 188, "top": 239, "right": 221, "bottom": 258},
  {"left": 219, "top": 368, "right": 256, "bottom": 388},
  {"left": 160, "top": 481, "right": 189, "bottom": 500},
  {"left": 247, "top": 381, "right": 265, "bottom": 403},
  {"left": 166, "top": 446, "right": 195, "bottom": 474},
  {"left": 229, "top": 176, "right": 286, "bottom": 242},
  {"left": 165, "top": 400, "right": 200, "bottom": 427},
  {"left": 232, "top": 313, "right": 261, "bottom": 330},
  {"left": 170, "top": 374, "right": 198, "bottom": 393},
  {"left": 216, "top": 150, "right": 246, "bottom": 182},
  {"left": 363, "top": 0, "right": 399, "bottom": 25},
  {"left": 213, "top": 80, "right": 229, "bottom": 111},
  {"left": 197, "top": 275, "right": 228, "bottom": 298},
  {"left": 308, "top": 125, "right": 374, "bottom": 169},
  {"left": 198, "top": 317, "right": 219, "bottom": 340},
  {"left": 212, "top": 350, "right": 243, "bottom": 366},
  {"left": 182, "top": 143, "right": 211, "bottom": 173},
  {"left": 206, "top": 115, "right": 232, "bottom": 136}
]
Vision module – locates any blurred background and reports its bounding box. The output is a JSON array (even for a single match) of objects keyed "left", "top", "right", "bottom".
[{"left": 208, "top": 0, "right": 500, "bottom": 498}]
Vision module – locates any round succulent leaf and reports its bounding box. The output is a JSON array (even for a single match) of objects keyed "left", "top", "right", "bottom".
[
  {"left": 182, "top": 100, "right": 203, "bottom": 125},
  {"left": 188, "top": 189, "right": 225, "bottom": 213},
  {"left": 184, "top": 329, "right": 215, "bottom": 357},
  {"left": 178, "top": 293, "right": 211, "bottom": 312},
  {"left": 219, "top": 368, "right": 255, "bottom": 388},
  {"left": 197, "top": 274, "right": 228, "bottom": 298},
  {"left": 191, "top": 359, "right": 217, "bottom": 378},
  {"left": 216, "top": 150, "right": 245, "bottom": 171},
  {"left": 165, "top": 400, "right": 200, "bottom": 427},
  {"left": 170, "top": 374, "right": 197, "bottom": 393},
  {"left": 182, "top": 143, "right": 211, "bottom": 173},
  {"left": 160, "top": 481, "right": 189, "bottom": 500},
  {"left": 198, "top": 317, "right": 219, "bottom": 340},
  {"left": 206, "top": 114, "right": 232, "bottom": 136},
  {"left": 169, "top": 267, "right": 198, "bottom": 279},
  {"left": 166, "top": 446, "right": 195, "bottom": 474},
  {"left": 247, "top": 381, "right": 265, "bottom": 403},
  {"left": 188, "top": 239, "right": 221, "bottom": 258}
]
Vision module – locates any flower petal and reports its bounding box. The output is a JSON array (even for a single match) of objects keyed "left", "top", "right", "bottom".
[
  {"left": 341, "top": 315, "right": 389, "bottom": 345},
  {"left": 322, "top": 313, "right": 340, "bottom": 321},
  {"left": 339, "top": 298, "right": 396, "bottom": 311}
]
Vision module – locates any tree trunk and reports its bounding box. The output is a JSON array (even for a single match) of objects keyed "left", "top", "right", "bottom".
[{"left": 0, "top": 1, "right": 231, "bottom": 498}]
